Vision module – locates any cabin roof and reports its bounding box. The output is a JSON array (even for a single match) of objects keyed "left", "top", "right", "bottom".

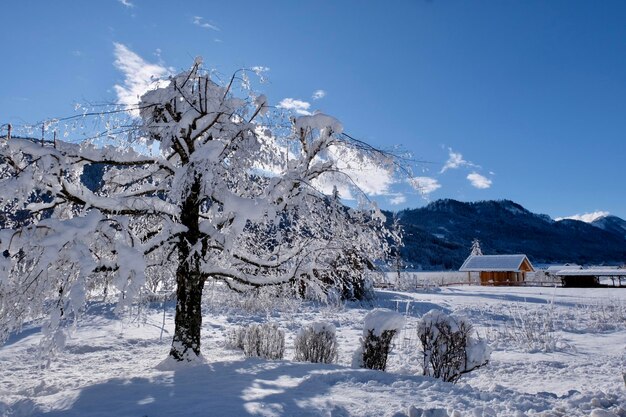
[
  {"left": 546, "top": 264, "right": 582, "bottom": 272},
  {"left": 459, "top": 254, "right": 534, "bottom": 272},
  {"left": 555, "top": 269, "right": 626, "bottom": 276}
]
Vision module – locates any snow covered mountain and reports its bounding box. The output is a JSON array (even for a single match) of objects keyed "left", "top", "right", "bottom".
[
  {"left": 590, "top": 215, "right": 626, "bottom": 240},
  {"left": 554, "top": 211, "right": 610, "bottom": 223},
  {"left": 391, "top": 199, "right": 626, "bottom": 270}
]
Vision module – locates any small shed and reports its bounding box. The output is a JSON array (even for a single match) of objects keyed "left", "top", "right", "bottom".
[
  {"left": 555, "top": 268, "right": 626, "bottom": 288},
  {"left": 459, "top": 254, "right": 535, "bottom": 286}
]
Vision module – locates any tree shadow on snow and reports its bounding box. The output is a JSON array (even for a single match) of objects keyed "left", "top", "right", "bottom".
[
  {"left": 33, "top": 358, "right": 358, "bottom": 417},
  {"left": 3, "top": 324, "right": 43, "bottom": 347}
]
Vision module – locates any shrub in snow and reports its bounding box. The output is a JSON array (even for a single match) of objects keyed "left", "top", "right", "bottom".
[
  {"left": 505, "top": 305, "right": 561, "bottom": 352},
  {"left": 242, "top": 323, "right": 285, "bottom": 360},
  {"left": 490, "top": 303, "right": 569, "bottom": 353},
  {"left": 225, "top": 326, "right": 246, "bottom": 351},
  {"left": 417, "top": 309, "right": 490, "bottom": 383},
  {"left": 294, "top": 322, "right": 338, "bottom": 364},
  {"left": 354, "top": 309, "right": 405, "bottom": 371}
]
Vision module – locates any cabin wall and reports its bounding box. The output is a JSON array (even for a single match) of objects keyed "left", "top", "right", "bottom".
[{"left": 479, "top": 271, "right": 525, "bottom": 286}]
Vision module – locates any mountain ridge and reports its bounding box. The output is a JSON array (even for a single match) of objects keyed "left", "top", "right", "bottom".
[{"left": 389, "top": 199, "right": 626, "bottom": 270}]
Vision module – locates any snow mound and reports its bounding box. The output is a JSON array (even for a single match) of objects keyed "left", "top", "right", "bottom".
[{"left": 363, "top": 308, "right": 406, "bottom": 337}]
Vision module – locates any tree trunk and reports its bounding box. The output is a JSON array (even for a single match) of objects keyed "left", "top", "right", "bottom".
[
  {"left": 170, "top": 259, "right": 205, "bottom": 360},
  {"left": 170, "top": 177, "right": 205, "bottom": 361}
]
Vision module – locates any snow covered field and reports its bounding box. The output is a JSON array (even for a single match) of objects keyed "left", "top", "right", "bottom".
[{"left": 1, "top": 285, "right": 625, "bottom": 417}]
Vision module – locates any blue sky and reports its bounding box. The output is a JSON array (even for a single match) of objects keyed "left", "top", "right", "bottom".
[{"left": 1, "top": 0, "right": 625, "bottom": 219}]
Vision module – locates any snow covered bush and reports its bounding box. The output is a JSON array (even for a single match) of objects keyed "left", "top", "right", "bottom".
[
  {"left": 225, "top": 326, "right": 246, "bottom": 350},
  {"left": 294, "top": 322, "right": 338, "bottom": 363},
  {"left": 353, "top": 309, "right": 405, "bottom": 371},
  {"left": 242, "top": 323, "right": 285, "bottom": 360},
  {"left": 417, "top": 309, "right": 490, "bottom": 383}
]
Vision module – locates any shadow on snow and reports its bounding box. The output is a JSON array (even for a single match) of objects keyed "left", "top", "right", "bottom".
[{"left": 31, "top": 359, "right": 377, "bottom": 417}]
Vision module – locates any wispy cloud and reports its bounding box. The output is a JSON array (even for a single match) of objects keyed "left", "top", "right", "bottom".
[
  {"left": 257, "top": 127, "right": 398, "bottom": 201},
  {"left": 113, "top": 43, "right": 171, "bottom": 116},
  {"left": 311, "top": 144, "right": 397, "bottom": 201},
  {"left": 555, "top": 211, "right": 609, "bottom": 223},
  {"left": 409, "top": 176, "right": 441, "bottom": 196},
  {"left": 118, "top": 0, "right": 134, "bottom": 8},
  {"left": 467, "top": 172, "right": 492, "bottom": 189},
  {"left": 277, "top": 98, "right": 312, "bottom": 115},
  {"left": 440, "top": 148, "right": 477, "bottom": 173},
  {"left": 312, "top": 90, "right": 326, "bottom": 100},
  {"left": 193, "top": 16, "right": 220, "bottom": 31},
  {"left": 389, "top": 194, "right": 407, "bottom": 205}
]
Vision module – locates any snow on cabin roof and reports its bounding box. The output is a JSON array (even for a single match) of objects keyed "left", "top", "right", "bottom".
[
  {"left": 546, "top": 264, "right": 582, "bottom": 272},
  {"left": 459, "top": 254, "right": 534, "bottom": 272},
  {"left": 555, "top": 269, "right": 626, "bottom": 276}
]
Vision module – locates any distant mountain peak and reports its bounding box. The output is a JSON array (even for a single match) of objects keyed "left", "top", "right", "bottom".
[
  {"left": 590, "top": 215, "right": 626, "bottom": 240},
  {"left": 555, "top": 211, "right": 610, "bottom": 223}
]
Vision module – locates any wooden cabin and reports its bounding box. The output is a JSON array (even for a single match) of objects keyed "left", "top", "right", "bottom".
[{"left": 459, "top": 254, "right": 534, "bottom": 286}]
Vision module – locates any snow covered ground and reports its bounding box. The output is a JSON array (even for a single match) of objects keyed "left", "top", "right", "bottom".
[{"left": 1, "top": 284, "right": 625, "bottom": 417}]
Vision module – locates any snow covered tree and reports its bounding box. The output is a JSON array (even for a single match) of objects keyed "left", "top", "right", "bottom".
[
  {"left": 0, "top": 60, "right": 396, "bottom": 361},
  {"left": 470, "top": 238, "right": 483, "bottom": 256},
  {"left": 390, "top": 211, "right": 404, "bottom": 287}
]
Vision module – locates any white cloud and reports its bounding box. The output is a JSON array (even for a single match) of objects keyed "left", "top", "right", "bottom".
[
  {"left": 555, "top": 211, "right": 610, "bottom": 223},
  {"left": 312, "top": 90, "right": 326, "bottom": 100},
  {"left": 118, "top": 0, "right": 134, "bottom": 7},
  {"left": 440, "top": 148, "right": 477, "bottom": 173},
  {"left": 277, "top": 98, "right": 312, "bottom": 115},
  {"left": 467, "top": 172, "right": 492, "bottom": 189},
  {"left": 409, "top": 177, "right": 441, "bottom": 195},
  {"left": 311, "top": 144, "right": 397, "bottom": 200},
  {"left": 193, "top": 16, "right": 220, "bottom": 31},
  {"left": 255, "top": 128, "right": 397, "bottom": 201},
  {"left": 389, "top": 194, "right": 407, "bottom": 205},
  {"left": 113, "top": 43, "right": 171, "bottom": 116}
]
